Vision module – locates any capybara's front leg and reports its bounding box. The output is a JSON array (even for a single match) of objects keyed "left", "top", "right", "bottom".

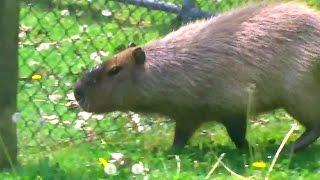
[
  {"left": 221, "top": 114, "right": 249, "bottom": 150},
  {"left": 171, "top": 120, "right": 202, "bottom": 150}
]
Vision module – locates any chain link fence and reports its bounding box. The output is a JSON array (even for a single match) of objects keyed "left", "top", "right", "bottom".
[{"left": 18, "top": 0, "right": 254, "bottom": 152}]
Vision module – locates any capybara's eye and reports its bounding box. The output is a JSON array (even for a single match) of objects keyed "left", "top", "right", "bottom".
[{"left": 108, "top": 66, "right": 122, "bottom": 76}]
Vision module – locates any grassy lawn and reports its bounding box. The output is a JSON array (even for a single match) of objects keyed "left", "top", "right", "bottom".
[{"left": 1, "top": 0, "right": 320, "bottom": 179}]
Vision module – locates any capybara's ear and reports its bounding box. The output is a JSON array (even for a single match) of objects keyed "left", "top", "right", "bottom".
[
  {"left": 132, "top": 47, "right": 146, "bottom": 65},
  {"left": 128, "top": 42, "right": 136, "bottom": 48}
]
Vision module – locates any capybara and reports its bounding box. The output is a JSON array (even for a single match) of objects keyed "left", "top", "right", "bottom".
[{"left": 75, "top": 2, "right": 320, "bottom": 152}]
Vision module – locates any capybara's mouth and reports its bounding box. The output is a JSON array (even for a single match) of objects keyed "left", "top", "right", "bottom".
[
  {"left": 74, "top": 85, "right": 91, "bottom": 112},
  {"left": 74, "top": 82, "right": 85, "bottom": 101},
  {"left": 75, "top": 96, "right": 111, "bottom": 114},
  {"left": 76, "top": 96, "right": 90, "bottom": 112},
  {"left": 74, "top": 86, "right": 108, "bottom": 113}
]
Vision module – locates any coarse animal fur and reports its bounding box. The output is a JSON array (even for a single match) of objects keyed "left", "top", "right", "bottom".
[{"left": 75, "top": 2, "right": 320, "bottom": 152}]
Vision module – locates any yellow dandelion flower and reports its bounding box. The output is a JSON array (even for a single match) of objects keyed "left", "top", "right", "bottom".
[
  {"left": 31, "top": 74, "right": 42, "bottom": 80},
  {"left": 99, "top": 157, "right": 108, "bottom": 167},
  {"left": 252, "top": 161, "right": 266, "bottom": 169}
]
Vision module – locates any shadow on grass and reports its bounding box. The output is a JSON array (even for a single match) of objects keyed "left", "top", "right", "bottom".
[
  {"left": 0, "top": 157, "right": 102, "bottom": 179},
  {"left": 164, "top": 144, "right": 252, "bottom": 174},
  {"left": 257, "top": 142, "right": 320, "bottom": 171},
  {"left": 287, "top": 144, "right": 320, "bottom": 169},
  {"left": 165, "top": 141, "right": 320, "bottom": 175}
]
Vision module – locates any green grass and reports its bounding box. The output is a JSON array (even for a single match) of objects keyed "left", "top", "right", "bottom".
[
  {"left": 2, "top": 0, "right": 320, "bottom": 179},
  {"left": 4, "top": 113, "right": 320, "bottom": 179}
]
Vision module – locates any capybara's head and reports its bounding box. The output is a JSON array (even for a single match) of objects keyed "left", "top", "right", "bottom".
[{"left": 74, "top": 46, "right": 146, "bottom": 113}]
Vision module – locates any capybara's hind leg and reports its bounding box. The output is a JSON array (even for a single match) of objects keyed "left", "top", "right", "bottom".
[
  {"left": 284, "top": 91, "right": 320, "bottom": 151},
  {"left": 292, "top": 126, "right": 320, "bottom": 152}
]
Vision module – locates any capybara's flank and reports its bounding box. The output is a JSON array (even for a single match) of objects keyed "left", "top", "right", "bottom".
[{"left": 75, "top": 2, "right": 320, "bottom": 152}]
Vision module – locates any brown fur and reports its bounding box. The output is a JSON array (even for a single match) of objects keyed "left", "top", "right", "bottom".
[{"left": 75, "top": 2, "right": 320, "bottom": 151}]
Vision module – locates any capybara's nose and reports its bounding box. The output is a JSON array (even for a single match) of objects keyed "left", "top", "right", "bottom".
[{"left": 74, "top": 85, "right": 84, "bottom": 102}]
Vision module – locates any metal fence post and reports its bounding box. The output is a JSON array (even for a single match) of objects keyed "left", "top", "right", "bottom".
[
  {"left": 114, "top": 0, "right": 212, "bottom": 23},
  {"left": 180, "top": 0, "right": 212, "bottom": 23},
  {"left": 0, "top": 0, "right": 19, "bottom": 168}
]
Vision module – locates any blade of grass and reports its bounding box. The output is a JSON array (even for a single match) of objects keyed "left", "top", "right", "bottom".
[
  {"left": 220, "top": 160, "right": 254, "bottom": 180},
  {"left": 246, "top": 83, "right": 256, "bottom": 162},
  {"left": 175, "top": 155, "right": 181, "bottom": 177},
  {"left": 265, "top": 123, "right": 298, "bottom": 179},
  {"left": 0, "top": 134, "right": 17, "bottom": 175},
  {"left": 205, "top": 153, "right": 225, "bottom": 179}
]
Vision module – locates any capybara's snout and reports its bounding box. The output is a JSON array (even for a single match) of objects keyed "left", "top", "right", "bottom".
[{"left": 74, "top": 80, "right": 85, "bottom": 103}]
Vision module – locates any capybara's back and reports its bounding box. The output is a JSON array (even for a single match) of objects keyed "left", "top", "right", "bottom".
[{"left": 75, "top": 2, "right": 320, "bottom": 152}]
